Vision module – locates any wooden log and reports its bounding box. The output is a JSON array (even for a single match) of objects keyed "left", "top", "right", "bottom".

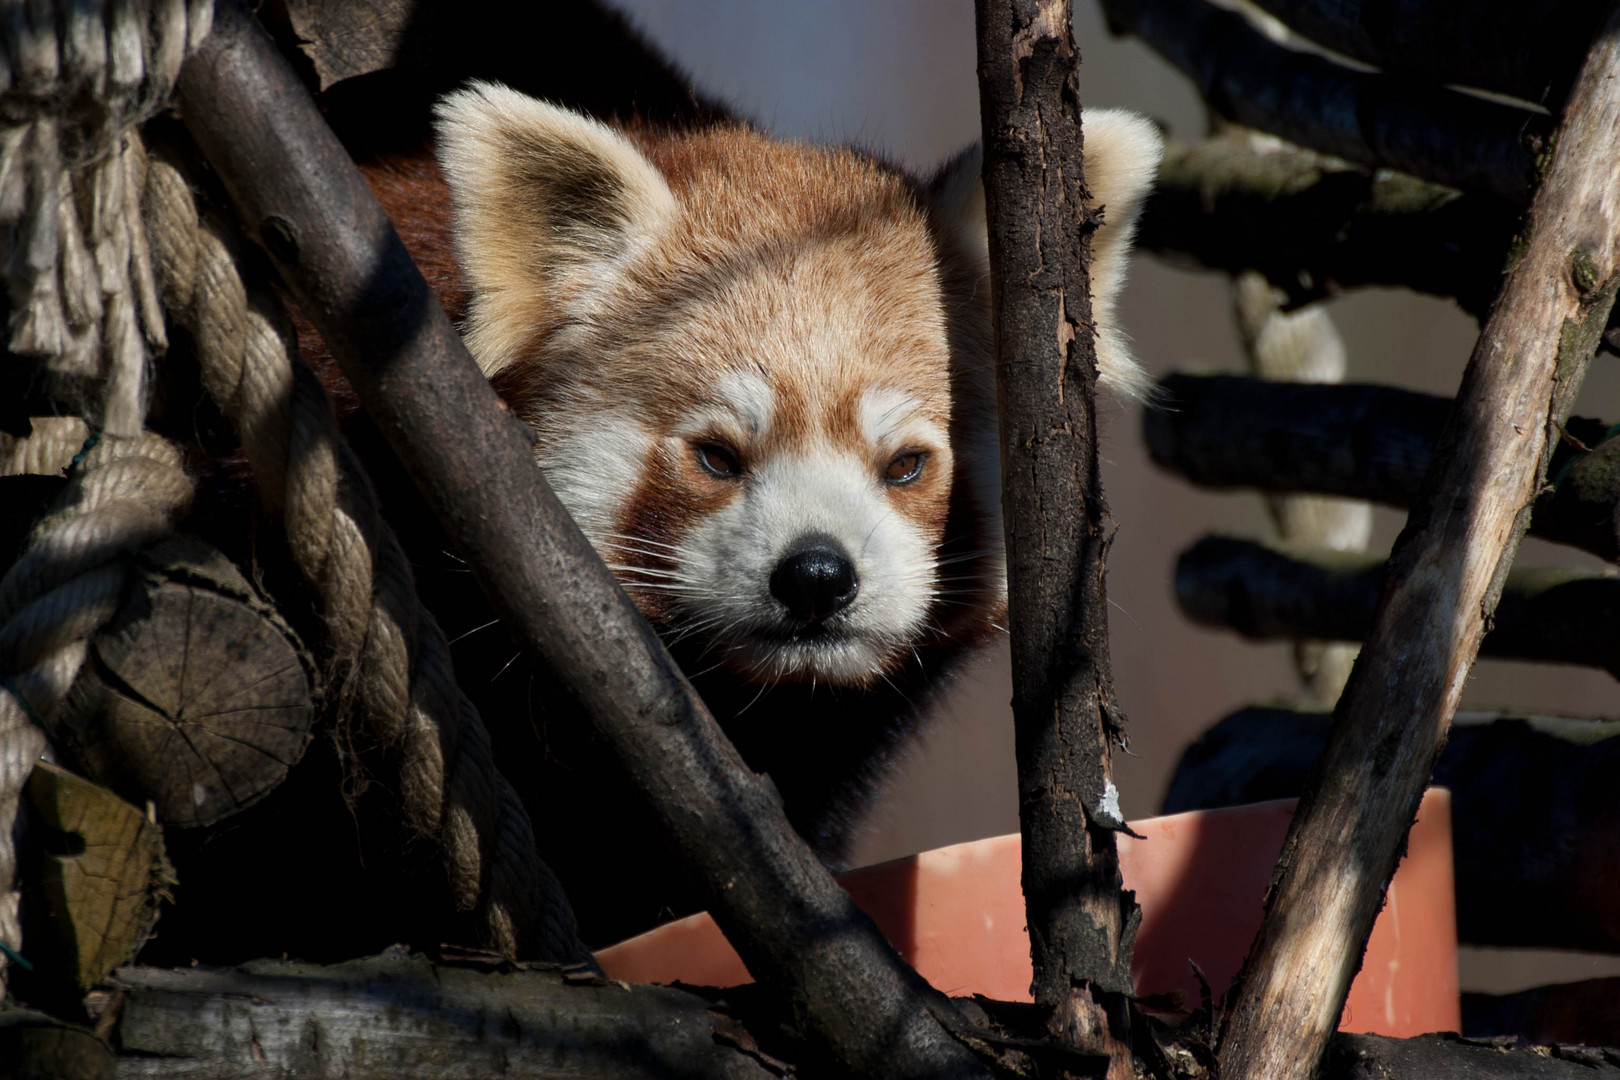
[
  {"left": 1140, "top": 134, "right": 1512, "bottom": 311},
  {"left": 96, "top": 956, "right": 1620, "bottom": 1080},
  {"left": 1100, "top": 0, "right": 1546, "bottom": 203},
  {"left": 14, "top": 763, "right": 169, "bottom": 1007},
  {"left": 107, "top": 953, "right": 779, "bottom": 1079},
  {"left": 1137, "top": 139, "right": 1620, "bottom": 353},
  {"left": 1147, "top": 374, "right": 1620, "bottom": 561},
  {"left": 1322, "top": 1033, "right": 1620, "bottom": 1078},
  {"left": 975, "top": 0, "right": 1138, "bottom": 1072},
  {"left": 52, "top": 535, "right": 316, "bottom": 827},
  {"left": 1464, "top": 978, "right": 1620, "bottom": 1046},
  {"left": 175, "top": 6, "right": 990, "bottom": 1077},
  {"left": 1174, "top": 536, "right": 1620, "bottom": 675},
  {"left": 1163, "top": 707, "right": 1620, "bottom": 953},
  {"left": 1246, "top": 0, "right": 1605, "bottom": 106},
  {"left": 1213, "top": 6, "right": 1620, "bottom": 1076}
]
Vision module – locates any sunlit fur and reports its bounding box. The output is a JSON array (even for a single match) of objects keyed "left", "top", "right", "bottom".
[{"left": 434, "top": 82, "right": 1162, "bottom": 688}]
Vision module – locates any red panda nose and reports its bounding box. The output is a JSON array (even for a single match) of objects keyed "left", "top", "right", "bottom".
[{"left": 770, "top": 537, "right": 859, "bottom": 623}]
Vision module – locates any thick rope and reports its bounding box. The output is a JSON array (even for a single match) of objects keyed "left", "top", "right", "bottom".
[
  {"left": 1, "top": 1, "right": 211, "bottom": 436},
  {"left": 140, "top": 140, "right": 587, "bottom": 963},
  {"left": 0, "top": 431, "right": 192, "bottom": 983},
  {"left": 0, "top": 0, "right": 210, "bottom": 987}
]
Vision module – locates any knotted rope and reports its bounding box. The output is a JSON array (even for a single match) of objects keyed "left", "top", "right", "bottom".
[
  {"left": 0, "top": 0, "right": 210, "bottom": 986},
  {"left": 2, "top": 1, "right": 212, "bottom": 436},
  {"left": 141, "top": 140, "right": 587, "bottom": 963},
  {"left": 0, "top": 431, "right": 192, "bottom": 979}
]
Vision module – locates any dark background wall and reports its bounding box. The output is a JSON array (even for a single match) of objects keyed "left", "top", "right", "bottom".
[{"left": 602, "top": 0, "right": 1620, "bottom": 995}]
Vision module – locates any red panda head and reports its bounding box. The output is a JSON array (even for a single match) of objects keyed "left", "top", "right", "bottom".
[{"left": 433, "top": 82, "right": 1161, "bottom": 688}]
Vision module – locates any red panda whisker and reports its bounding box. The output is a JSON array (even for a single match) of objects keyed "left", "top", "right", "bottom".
[{"left": 446, "top": 617, "right": 502, "bottom": 646}]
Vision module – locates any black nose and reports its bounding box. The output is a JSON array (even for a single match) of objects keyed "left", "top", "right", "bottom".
[{"left": 770, "top": 536, "right": 859, "bottom": 622}]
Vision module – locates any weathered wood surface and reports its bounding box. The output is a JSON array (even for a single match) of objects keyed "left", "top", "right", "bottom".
[
  {"left": 1323, "top": 1033, "right": 1620, "bottom": 1078},
  {"left": 1175, "top": 536, "right": 1620, "bottom": 675},
  {"left": 108, "top": 954, "right": 778, "bottom": 1079},
  {"left": 1164, "top": 707, "right": 1620, "bottom": 953},
  {"left": 175, "top": 6, "right": 989, "bottom": 1077},
  {"left": 1137, "top": 139, "right": 1620, "bottom": 354},
  {"left": 53, "top": 536, "right": 315, "bottom": 827},
  {"left": 1101, "top": 0, "right": 1545, "bottom": 203},
  {"left": 1147, "top": 375, "right": 1620, "bottom": 560},
  {"left": 16, "top": 764, "right": 167, "bottom": 1000},
  {"left": 1213, "top": 7, "right": 1620, "bottom": 1077},
  {"left": 975, "top": 0, "right": 1138, "bottom": 1072},
  {"left": 90, "top": 957, "right": 1620, "bottom": 1080}
]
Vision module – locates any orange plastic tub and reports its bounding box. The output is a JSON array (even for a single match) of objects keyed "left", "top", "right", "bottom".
[{"left": 597, "top": 788, "right": 1459, "bottom": 1037}]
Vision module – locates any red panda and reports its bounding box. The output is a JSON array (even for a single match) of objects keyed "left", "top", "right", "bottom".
[{"left": 327, "top": 82, "right": 1162, "bottom": 944}]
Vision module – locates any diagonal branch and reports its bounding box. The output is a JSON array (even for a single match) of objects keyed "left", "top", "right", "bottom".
[
  {"left": 174, "top": 4, "right": 990, "bottom": 1078},
  {"left": 1101, "top": 0, "right": 1548, "bottom": 203},
  {"left": 1215, "top": 6, "right": 1620, "bottom": 1078},
  {"left": 974, "top": 0, "right": 1138, "bottom": 1070}
]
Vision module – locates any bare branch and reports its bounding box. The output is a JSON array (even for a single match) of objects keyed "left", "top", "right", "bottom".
[
  {"left": 975, "top": 0, "right": 1138, "bottom": 1068},
  {"left": 1145, "top": 374, "right": 1620, "bottom": 562},
  {"left": 173, "top": 5, "right": 990, "bottom": 1077},
  {"left": 1138, "top": 135, "right": 1620, "bottom": 353},
  {"left": 1248, "top": 0, "right": 1607, "bottom": 106},
  {"left": 1215, "top": 8, "right": 1620, "bottom": 1075},
  {"left": 1140, "top": 133, "right": 1512, "bottom": 308},
  {"left": 1175, "top": 536, "right": 1620, "bottom": 675},
  {"left": 1101, "top": 0, "right": 1547, "bottom": 202}
]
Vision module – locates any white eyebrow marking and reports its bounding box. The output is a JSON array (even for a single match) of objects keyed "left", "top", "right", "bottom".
[
  {"left": 674, "top": 369, "right": 775, "bottom": 439},
  {"left": 858, "top": 387, "right": 941, "bottom": 448}
]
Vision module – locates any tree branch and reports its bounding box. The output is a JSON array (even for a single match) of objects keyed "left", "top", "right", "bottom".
[
  {"left": 1176, "top": 536, "right": 1620, "bottom": 675},
  {"left": 1100, "top": 0, "right": 1547, "bottom": 203},
  {"left": 173, "top": 5, "right": 990, "bottom": 1077},
  {"left": 975, "top": 0, "right": 1138, "bottom": 1069},
  {"left": 1214, "top": 7, "right": 1620, "bottom": 1075},
  {"left": 1138, "top": 135, "right": 1620, "bottom": 353},
  {"left": 1146, "top": 374, "right": 1620, "bottom": 562},
  {"left": 1163, "top": 706, "right": 1620, "bottom": 954},
  {"left": 1247, "top": 0, "right": 1607, "bottom": 106}
]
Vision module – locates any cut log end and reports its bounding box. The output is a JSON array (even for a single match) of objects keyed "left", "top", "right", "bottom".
[{"left": 55, "top": 536, "right": 317, "bottom": 828}]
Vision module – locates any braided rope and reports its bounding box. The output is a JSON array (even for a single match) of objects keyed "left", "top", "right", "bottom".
[
  {"left": 0, "top": 431, "right": 192, "bottom": 981},
  {"left": 1, "top": 1, "right": 212, "bottom": 436},
  {"left": 140, "top": 139, "right": 586, "bottom": 962}
]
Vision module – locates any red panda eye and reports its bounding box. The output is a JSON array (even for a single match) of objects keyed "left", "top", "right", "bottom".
[
  {"left": 884, "top": 450, "right": 926, "bottom": 485},
  {"left": 695, "top": 442, "right": 742, "bottom": 478}
]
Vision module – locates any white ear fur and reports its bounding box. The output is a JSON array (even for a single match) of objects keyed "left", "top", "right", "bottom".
[
  {"left": 433, "top": 82, "right": 677, "bottom": 376},
  {"left": 929, "top": 108, "right": 1164, "bottom": 400}
]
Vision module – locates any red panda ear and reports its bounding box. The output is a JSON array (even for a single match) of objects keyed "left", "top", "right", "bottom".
[
  {"left": 433, "top": 83, "right": 676, "bottom": 376},
  {"left": 926, "top": 109, "right": 1163, "bottom": 400}
]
